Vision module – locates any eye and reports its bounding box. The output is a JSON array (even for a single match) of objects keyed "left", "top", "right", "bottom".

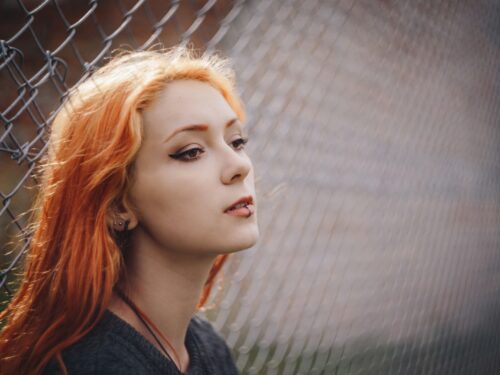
[
  {"left": 232, "top": 136, "right": 249, "bottom": 150},
  {"left": 169, "top": 147, "right": 204, "bottom": 162}
]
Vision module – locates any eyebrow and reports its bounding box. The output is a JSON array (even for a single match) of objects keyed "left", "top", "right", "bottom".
[{"left": 163, "top": 118, "right": 241, "bottom": 143}]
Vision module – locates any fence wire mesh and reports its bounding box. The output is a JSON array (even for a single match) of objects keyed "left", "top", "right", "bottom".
[{"left": 2, "top": 0, "right": 500, "bottom": 374}]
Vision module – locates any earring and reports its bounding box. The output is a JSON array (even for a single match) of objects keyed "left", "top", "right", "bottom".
[
  {"left": 113, "top": 219, "right": 131, "bottom": 232},
  {"left": 113, "top": 219, "right": 125, "bottom": 231}
]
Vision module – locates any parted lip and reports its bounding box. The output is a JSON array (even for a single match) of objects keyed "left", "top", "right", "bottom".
[{"left": 224, "top": 195, "right": 254, "bottom": 213}]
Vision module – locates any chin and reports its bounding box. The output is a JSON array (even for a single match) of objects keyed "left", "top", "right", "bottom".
[
  {"left": 235, "top": 237, "right": 259, "bottom": 252},
  {"left": 220, "top": 228, "right": 260, "bottom": 254}
]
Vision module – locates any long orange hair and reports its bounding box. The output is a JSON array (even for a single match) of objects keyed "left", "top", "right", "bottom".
[{"left": 0, "top": 47, "right": 245, "bottom": 375}]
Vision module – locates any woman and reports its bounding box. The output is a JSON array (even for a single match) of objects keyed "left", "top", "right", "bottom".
[{"left": 0, "top": 46, "right": 259, "bottom": 374}]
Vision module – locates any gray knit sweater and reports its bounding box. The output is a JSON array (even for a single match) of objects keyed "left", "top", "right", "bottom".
[{"left": 42, "top": 309, "right": 239, "bottom": 375}]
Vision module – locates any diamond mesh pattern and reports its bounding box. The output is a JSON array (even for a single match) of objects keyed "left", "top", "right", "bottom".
[{"left": 2, "top": 1, "right": 500, "bottom": 374}]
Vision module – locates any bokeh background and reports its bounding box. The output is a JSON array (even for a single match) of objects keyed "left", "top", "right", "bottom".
[{"left": 1, "top": 1, "right": 500, "bottom": 374}]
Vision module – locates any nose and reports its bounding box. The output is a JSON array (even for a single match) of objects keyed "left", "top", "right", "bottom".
[{"left": 220, "top": 145, "right": 253, "bottom": 185}]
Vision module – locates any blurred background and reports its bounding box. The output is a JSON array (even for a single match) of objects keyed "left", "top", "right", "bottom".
[{"left": 1, "top": 0, "right": 500, "bottom": 374}]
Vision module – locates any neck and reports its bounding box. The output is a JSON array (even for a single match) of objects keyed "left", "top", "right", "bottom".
[{"left": 108, "top": 228, "right": 218, "bottom": 371}]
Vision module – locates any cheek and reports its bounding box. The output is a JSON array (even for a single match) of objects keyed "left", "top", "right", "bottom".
[
  {"left": 129, "top": 163, "right": 218, "bottom": 248},
  {"left": 132, "top": 166, "right": 206, "bottom": 217}
]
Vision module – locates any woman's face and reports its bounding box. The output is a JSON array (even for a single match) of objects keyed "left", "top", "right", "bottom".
[{"left": 128, "top": 79, "right": 259, "bottom": 257}]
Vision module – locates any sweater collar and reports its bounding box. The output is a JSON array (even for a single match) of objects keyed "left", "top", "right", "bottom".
[{"left": 103, "top": 309, "right": 204, "bottom": 374}]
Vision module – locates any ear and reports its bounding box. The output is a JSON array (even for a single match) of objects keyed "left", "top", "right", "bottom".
[{"left": 107, "top": 200, "right": 139, "bottom": 232}]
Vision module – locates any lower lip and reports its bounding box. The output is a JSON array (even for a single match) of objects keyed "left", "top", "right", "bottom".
[{"left": 225, "top": 204, "right": 255, "bottom": 217}]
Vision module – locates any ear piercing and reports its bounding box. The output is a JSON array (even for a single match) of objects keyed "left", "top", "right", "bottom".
[{"left": 113, "top": 219, "right": 129, "bottom": 231}]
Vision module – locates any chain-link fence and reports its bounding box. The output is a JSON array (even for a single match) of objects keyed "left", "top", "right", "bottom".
[{"left": 2, "top": 0, "right": 500, "bottom": 374}]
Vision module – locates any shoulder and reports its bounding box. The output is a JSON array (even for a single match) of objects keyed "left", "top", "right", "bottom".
[
  {"left": 42, "top": 312, "right": 152, "bottom": 375},
  {"left": 42, "top": 338, "right": 137, "bottom": 375},
  {"left": 42, "top": 348, "right": 132, "bottom": 375},
  {"left": 189, "top": 314, "right": 240, "bottom": 374}
]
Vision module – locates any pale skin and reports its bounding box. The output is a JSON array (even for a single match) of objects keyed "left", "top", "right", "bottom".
[{"left": 107, "top": 80, "right": 259, "bottom": 372}]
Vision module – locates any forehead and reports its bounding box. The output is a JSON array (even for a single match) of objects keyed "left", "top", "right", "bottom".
[{"left": 142, "top": 79, "right": 236, "bottom": 136}]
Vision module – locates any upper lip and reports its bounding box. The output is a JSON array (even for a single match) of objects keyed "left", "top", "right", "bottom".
[{"left": 224, "top": 195, "right": 254, "bottom": 212}]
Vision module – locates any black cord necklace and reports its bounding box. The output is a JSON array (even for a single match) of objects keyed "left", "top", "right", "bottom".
[{"left": 114, "top": 287, "right": 184, "bottom": 374}]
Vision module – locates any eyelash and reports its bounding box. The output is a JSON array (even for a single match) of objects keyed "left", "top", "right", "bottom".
[{"left": 169, "top": 137, "right": 249, "bottom": 162}]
